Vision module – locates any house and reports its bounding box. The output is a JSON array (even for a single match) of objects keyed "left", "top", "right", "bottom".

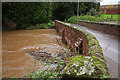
[{"left": 100, "top": 5, "right": 120, "bottom": 14}]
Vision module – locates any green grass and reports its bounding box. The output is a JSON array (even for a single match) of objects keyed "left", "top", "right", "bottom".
[{"left": 98, "top": 14, "right": 120, "bottom": 21}]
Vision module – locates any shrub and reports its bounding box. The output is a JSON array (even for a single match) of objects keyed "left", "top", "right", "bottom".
[
  {"left": 67, "top": 15, "right": 99, "bottom": 24},
  {"left": 79, "top": 15, "right": 99, "bottom": 22},
  {"left": 47, "top": 20, "right": 55, "bottom": 28},
  {"left": 67, "top": 16, "right": 79, "bottom": 24},
  {"left": 26, "top": 21, "right": 55, "bottom": 30}
]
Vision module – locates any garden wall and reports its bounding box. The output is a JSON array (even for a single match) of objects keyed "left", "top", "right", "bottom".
[
  {"left": 55, "top": 20, "right": 109, "bottom": 78},
  {"left": 78, "top": 20, "right": 120, "bottom": 37}
]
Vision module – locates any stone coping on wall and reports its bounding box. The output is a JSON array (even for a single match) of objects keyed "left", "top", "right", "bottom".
[
  {"left": 78, "top": 20, "right": 120, "bottom": 27},
  {"left": 55, "top": 20, "right": 110, "bottom": 78}
]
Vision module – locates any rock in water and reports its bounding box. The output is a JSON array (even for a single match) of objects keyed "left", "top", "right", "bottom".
[{"left": 25, "top": 51, "right": 52, "bottom": 61}]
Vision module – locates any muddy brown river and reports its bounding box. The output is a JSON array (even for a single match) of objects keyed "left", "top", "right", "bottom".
[{"left": 2, "top": 29, "right": 68, "bottom": 78}]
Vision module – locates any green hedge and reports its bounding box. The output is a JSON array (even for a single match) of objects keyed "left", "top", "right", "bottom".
[
  {"left": 67, "top": 14, "right": 120, "bottom": 24},
  {"left": 66, "top": 16, "right": 79, "bottom": 24},
  {"left": 2, "top": 2, "right": 51, "bottom": 30},
  {"left": 67, "top": 15, "right": 99, "bottom": 24}
]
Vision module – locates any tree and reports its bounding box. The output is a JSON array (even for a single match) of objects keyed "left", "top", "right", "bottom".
[
  {"left": 84, "top": 2, "right": 100, "bottom": 14},
  {"left": 2, "top": 2, "right": 100, "bottom": 30},
  {"left": 2, "top": 2, "right": 51, "bottom": 29},
  {"left": 87, "top": 8, "right": 98, "bottom": 17},
  {"left": 52, "top": 2, "right": 74, "bottom": 21}
]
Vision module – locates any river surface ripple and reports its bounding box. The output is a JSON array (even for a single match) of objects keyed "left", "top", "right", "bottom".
[{"left": 2, "top": 29, "right": 68, "bottom": 78}]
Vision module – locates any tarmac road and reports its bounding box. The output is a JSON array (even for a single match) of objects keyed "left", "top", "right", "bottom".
[{"left": 70, "top": 23, "right": 119, "bottom": 78}]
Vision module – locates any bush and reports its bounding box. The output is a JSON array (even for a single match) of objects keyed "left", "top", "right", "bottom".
[
  {"left": 26, "top": 21, "right": 55, "bottom": 30},
  {"left": 67, "top": 16, "right": 79, "bottom": 24},
  {"left": 47, "top": 20, "right": 55, "bottom": 28},
  {"left": 67, "top": 15, "right": 99, "bottom": 24},
  {"left": 79, "top": 15, "right": 99, "bottom": 22}
]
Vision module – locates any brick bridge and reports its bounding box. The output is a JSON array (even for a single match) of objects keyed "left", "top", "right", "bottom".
[{"left": 55, "top": 20, "right": 120, "bottom": 78}]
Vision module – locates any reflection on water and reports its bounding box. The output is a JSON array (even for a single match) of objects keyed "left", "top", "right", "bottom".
[{"left": 2, "top": 29, "right": 68, "bottom": 78}]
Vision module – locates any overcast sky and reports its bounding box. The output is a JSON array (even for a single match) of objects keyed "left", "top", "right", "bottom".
[
  {"left": 1, "top": 0, "right": 120, "bottom": 4},
  {"left": 100, "top": 0, "right": 120, "bottom": 5}
]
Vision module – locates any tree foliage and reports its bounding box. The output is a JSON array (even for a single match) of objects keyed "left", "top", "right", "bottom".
[
  {"left": 52, "top": 2, "right": 74, "bottom": 21},
  {"left": 87, "top": 8, "right": 98, "bottom": 17},
  {"left": 3, "top": 2, "right": 51, "bottom": 29},
  {"left": 2, "top": 2, "right": 100, "bottom": 30},
  {"left": 52, "top": 2, "right": 100, "bottom": 21}
]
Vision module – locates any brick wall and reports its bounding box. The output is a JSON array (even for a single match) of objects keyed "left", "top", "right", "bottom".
[
  {"left": 78, "top": 20, "right": 120, "bottom": 37},
  {"left": 55, "top": 20, "right": 88, "bottom": 55},
  {"left": 55, "top": 20, "right": 109, "bottom": 77}
]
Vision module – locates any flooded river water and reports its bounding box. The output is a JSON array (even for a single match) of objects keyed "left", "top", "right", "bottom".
[{"left": 2, "top": 29, "right": 68, "bottom": 78}]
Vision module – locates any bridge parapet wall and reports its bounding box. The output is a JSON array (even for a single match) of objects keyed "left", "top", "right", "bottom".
[
  {"left": 78, "top": 20, "right": 120, "bottom": 37},
  {"left": 55, "top": 20, "right": 109, "bottom": 78},
  {"left": 55, "top": 20, "right": 88, "bottom": 55}
]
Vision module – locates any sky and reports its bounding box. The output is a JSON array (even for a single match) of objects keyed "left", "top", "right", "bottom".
[
  {"left": 100, "top": 0, "right": 120, "bottom": 5},
  {"left": 1, "top": 0, "right": 120, "bottom": 4}
]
